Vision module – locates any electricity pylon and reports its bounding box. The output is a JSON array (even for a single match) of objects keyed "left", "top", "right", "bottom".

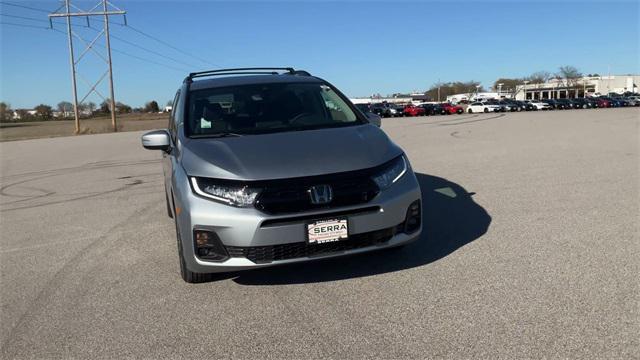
[{"left": 49, "top": 0, "right": 126, "bottom": 133}]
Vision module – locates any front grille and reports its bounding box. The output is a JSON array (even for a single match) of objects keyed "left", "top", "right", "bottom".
[
  {"left": 226, "top": 225, "right": 400, "bottom": 264},
  {"left": 254, "top": 168, "right": 382, "bottom": 215}
]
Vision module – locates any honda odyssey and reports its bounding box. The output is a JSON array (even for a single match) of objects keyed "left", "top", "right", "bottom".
[{"left": 141, "top": 67, "right": 422, "bottom": 283}]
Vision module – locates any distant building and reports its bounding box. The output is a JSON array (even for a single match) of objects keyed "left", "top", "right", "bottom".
[
  {"left": 514, "top": 75, "right": 639, "bottom": 100},
  {"left": 12, "top": 109, "right": 37, "bottom": 120}
]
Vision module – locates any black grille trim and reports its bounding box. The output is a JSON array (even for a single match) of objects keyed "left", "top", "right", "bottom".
[
  {"left": 226, "top": 225, "right": 400, "bottom": 264},
  {"left": 260, "top": 206, "right": 381, "bottom": 228},
  {"left": 252, "top": 160, "right": 399, "bottom": 214}
]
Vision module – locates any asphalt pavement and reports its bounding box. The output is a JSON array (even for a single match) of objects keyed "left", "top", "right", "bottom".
[{"left": 1, "top": 108, "right": 638, "bottom": 359}]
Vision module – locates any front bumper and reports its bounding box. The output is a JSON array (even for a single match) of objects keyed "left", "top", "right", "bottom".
[{"left": 173, "top": 167, "right": 422, "bottom": 274}]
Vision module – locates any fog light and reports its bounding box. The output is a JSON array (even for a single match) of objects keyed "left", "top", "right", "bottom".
[
  {"left": 404, "top": 200, "right": 421, "bottom": 233},
  {"left": 193, "top": 229, "right": 228, "bottom": 262}
]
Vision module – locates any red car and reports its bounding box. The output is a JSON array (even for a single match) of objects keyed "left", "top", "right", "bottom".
[
  {"left": 441, "top": 103, "right": 464, "bottom": 114},
  {"left": 595, "top": 98, "right": 610, "bottom": 108},
  {"left": 402, "top": 104, "right": 426, "bottom": 117}
]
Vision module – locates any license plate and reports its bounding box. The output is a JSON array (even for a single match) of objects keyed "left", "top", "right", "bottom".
[{"left": 307, "top": 218, "right": 348, "bottom": 244}]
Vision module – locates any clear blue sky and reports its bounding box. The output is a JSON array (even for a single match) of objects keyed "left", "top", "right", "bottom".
[{"left": 1, "top": 0, "right": 638, "bottom": 108}]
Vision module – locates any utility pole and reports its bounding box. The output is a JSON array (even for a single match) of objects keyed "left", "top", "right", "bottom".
[
  {"left": 49, "top": 0, "right": 126, "bottom": 134},
  {"left": 63, "top": 0, "right": 79, "bottom": 133},
  {"left": 103, "top": 0, "right": 117, "bottom": 131}
]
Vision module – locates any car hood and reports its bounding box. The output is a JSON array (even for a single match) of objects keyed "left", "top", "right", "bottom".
[{"left": 179, "top": 125, "right": 403, "bottom": 181}]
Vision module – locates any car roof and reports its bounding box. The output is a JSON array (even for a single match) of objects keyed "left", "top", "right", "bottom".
[{"left": 189, "top": 74, "right": 324, "bottom": 91}]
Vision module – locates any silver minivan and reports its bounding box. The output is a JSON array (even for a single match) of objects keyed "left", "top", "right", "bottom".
[{"left": 142, "top": 68, "right": 422, "bottom": 283}]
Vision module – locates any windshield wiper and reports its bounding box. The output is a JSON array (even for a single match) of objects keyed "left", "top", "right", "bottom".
[{"left": 191, "top": 132, "right": 244, "bottom": 139}]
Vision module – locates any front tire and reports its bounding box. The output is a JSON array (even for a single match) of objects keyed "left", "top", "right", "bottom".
[
  {"left": 484, "top": 108, "right": 489, "bottom": 113},
  {"left": 468, "top": 108, "right": 473, "bottom": 113}
]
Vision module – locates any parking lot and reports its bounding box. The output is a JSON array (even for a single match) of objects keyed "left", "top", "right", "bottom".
[{"left": 1, "top": 107, "right": 638, "bottom": 358}]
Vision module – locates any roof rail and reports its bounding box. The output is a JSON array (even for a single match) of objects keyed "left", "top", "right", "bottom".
[{"left": 184, "top": 67, "right": 310, "bottom": 83}]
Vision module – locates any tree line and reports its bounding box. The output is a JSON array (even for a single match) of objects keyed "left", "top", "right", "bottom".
[
  {"left": 0, "top": 99, "right": 171, "bottom": 122},
  {"left": 490, "top": 66, "right": 593, "bottom": 96},
  {"left": 420, "top": 65, "right": 590, "bottom": 101}
]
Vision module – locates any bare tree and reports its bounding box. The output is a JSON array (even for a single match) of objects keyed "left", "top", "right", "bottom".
[
  {"left": 558, "top": 66, "right": 581, "bottom": 84},
  {"left": 493, "top": 78, "right": 524, "bottom": 97},
  {"left": 87, "top": 101, "right": 97, "bottom": 114},
  {"left": 425, "top": 81, "right": 484, "bottom": 102},
  {"left": 57, "top": 101, "right": 73, "bottom": 118},
  {"left": 0, "top": 102, "right": 12, "bottom": 122},
  {"left": 528, "top": 71, "right": 551, "bottom": 84},
  {"left": 144, "top": 100, "right": 160, "bottom": 113},
  {"left": 557, "top": 66, "right": 582, "bottom": 97}
]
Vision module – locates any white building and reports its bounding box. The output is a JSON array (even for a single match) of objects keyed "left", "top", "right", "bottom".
[{"left": 515, "top": 75, "right": 639, "bottom": 100}]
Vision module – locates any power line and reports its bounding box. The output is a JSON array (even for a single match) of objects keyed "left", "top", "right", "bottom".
[
  {"left": 124, "top": 24, "right": 221, "bottom": 68},
  {"left": 0, "top": 12, "right": 61, "bottom": 24},
  {"left": 0, "top": 11, "right": 94, "bottom": 28},
  {"left": 1, "top": 0, "right": 223, "bottom": 68},
  {"left": 5, "top": 21, "right": 191, "bottom": 73},
  {"left": 48, "top": 25, "right": 191, "bottom": 73},
  {"left": 1, "top": 13, "right": 193, "bottom": 70},
  {"left": 0, "top": 1, "right": 52, "bottom": 13},
  {"left": 94, "top": 27, "right": 200, "bottom": 69},
  {"left": 110, "top": 47, "right": 191, "bottom": 73},
  {"left": 0, "top": 20, "right": 50, "bottom": 29},
  {"left": 110, "top": 33, "right": 199, "bottom": 69}
]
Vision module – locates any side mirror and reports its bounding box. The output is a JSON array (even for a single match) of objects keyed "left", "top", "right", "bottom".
[
  {"left": 366, "top": 112, "right": 382, "bottom": 127},
  {"left": 141, "top": 129, "right": 171, "bottom": 151}
]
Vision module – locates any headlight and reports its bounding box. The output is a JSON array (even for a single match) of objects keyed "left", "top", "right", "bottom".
[
  {"left": 371, "top": 156, "right": 407, "bottom": 190},
  {"left": 190, "top": 177, "right": 261, "bottom": 207}
]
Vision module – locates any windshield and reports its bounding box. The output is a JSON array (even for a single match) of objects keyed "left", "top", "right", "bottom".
[{"left": 187, "top": 82, "right": 363, "bottom": 136}]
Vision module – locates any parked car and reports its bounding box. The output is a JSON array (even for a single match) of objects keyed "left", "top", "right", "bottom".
[
  {"left": 583, "top": 97, "right": 600, "bottom": 108},
  {"left": 498, "top": 100, "right": 519, "bottom": 112},
  {"left": 510, "top": 100, "right": 534, "bottom": 111},
  {"left": 418, "top": 104, "right": 438, "bottom": 116},
  {"left": 403, "top": 104, "right": 426, "bottom": 116},
  {"left": 613, "top": 98, "right": 630, "bottom": 107},
  {"left": 541, "top": 99, "right": 560, "bottom": 110},
  {"left": 467, "top": 102, "right": 501, "bottom": 113},
  {"left": 371, "top": 103, "right": 403, "bottom": 117},
  {"left": 370, "top": 103, "right": 387, "bottom": 117},
  {"left": 603, "top": 97, "right": 624, "bottom": 107},
  {"left": 623, "top": 96, "right": 640, "bottom": 106},
  {"left": 483, "top": 99, "right": 519, "bottom": 112},
  {"left": 432, "top": 104, "right": 447, "bottom": 115},
  {"left": 595, "top": 98, "right": 611, "bottom": 108},
  {"left": 571, "top": 98, "right": 593, "bottom": 109},
  {"left": 525, "top": 100, "right": 551, "bottom": 110},
  {"left": 555, "top": 98, "right": 576, "bottom": 109},
  {"left": 441, "top": 103, "right": 464, "bottom": 115},
  {"left": 141, "top": 67, "right": 422, "bottom": 282}
]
